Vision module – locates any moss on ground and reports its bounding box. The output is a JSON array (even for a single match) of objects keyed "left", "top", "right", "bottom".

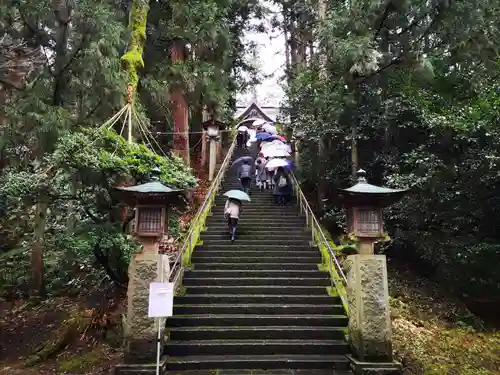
[
  {"left": 389, "top": 261, "right": 500, "bottom": 375},
  {"left": 57, "top": 349, "right": 102, "bottom": 374}
]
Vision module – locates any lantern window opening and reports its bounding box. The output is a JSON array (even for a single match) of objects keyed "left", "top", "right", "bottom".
[
  {"left": 355, "top": 208, "right": 382, "bottom": 235},
  {"left": 137, "top": 207, "right": 164, "bottom": 235}
]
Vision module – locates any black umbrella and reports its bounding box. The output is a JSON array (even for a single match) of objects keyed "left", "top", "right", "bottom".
[{"left": 230, "top": 156, "right": 255, "bottom": 169}]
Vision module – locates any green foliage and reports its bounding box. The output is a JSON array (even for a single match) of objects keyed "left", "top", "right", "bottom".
[
  {"left": 142, "top": 0, "right": 263, "bottom": 124},
  {"left": 284, "top": 0, "right": 500, "bottom": 305},
  {"left": 0, "top": 0, "right": 258, "bottom": 299}
]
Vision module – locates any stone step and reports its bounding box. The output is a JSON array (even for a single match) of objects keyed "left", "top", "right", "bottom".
[
  {"left": 193, "top": 263, "right": 319, "bottom": 270},
  {"left": 168, "top": 326, "right": 346, "bottom": 341},
  {"left": 182, "top": 277, "right": 330, "bottom": 287},
  {"left": 166, "top": 370, "right": 352, "bottom": 375},
  {"left": 198, "top": 239, "right": 312, "bottom": 246},
  {"left": 194, "top": 244, "right": 315, "bottom": 251},
  {"left": 184, "top": 270, "right": 326, "bottom": 278},
  {"left": 200, "top": 232, "right": 309, "bottom": 239},
  {"left": 165, "top": 354, "right": 350, "bottom": 371},
  {"left": 214, "top": 198, "right": 284, "bottom": 204},
  {"left": 174, "top": 295, "right": 340, "bottom": 305},
  {"left": 192, "top": 252, "right": 319, "bottom": 260},
  {"left": 205, "top": 217, "right": 305, "bottom": 224},
  {"left": 205, "top": 224, "right": 308, "bottom": 232},
  {"left": 208, "top": 216, "right": 303, "bottom": 221},
  {"left": 210, "top": 213, "right": 302, "bottom": 219},
  {"left": 192, "top": 256, "right": 320, "bottom": 264},
  {"left": 166, "top": 314, "right": 348, "bottom": 328},
  {"left": 211, "top": 206, "right": 299, "bottom": 213},
  {"left": 173, "top": 304, "right": 344, "bottom": 315},
  {"left": 165, "top": 339, "right": 349, "bottom": 356},
  {"left": 184, "top": 286, "right": 329, "bottom": 295}
]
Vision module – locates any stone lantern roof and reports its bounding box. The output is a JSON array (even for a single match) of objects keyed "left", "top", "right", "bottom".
[
  {"left": 114, "top": 167, "right": 182, "bottom": 205},
  {"left": 338, "top": 169, "right": 408, "bottom": 207}
]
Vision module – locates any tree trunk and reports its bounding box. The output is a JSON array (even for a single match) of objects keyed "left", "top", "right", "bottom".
[
  {"left": 297, "top": 9, "right": 307, "bottom": 68},
  {"left": 282, "top": 4, "right": 291, "bottom": 80},
  {"left": 29, "top": 0, "right": 76, "bottom": 296},
  {"left": 52, "top": 0, "right": 73, "bottom": 106},
  {"left": 171, "top": 40, "right": 190, "bottom": 165},
  {"left": 317, "top": 0, "right": 328, "bottom": 210},
  {"left": 0, "top": 85, "right": 7, "bottom": 174},
  {"left": 31, "top": 200, "right": 48, "bottom": 296}
]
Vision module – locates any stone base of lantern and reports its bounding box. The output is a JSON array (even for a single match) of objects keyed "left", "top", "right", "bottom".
[
  {"left": 123, "top": 252, "right": 169, "bottom": 364},
  {"left": 347, "top": 355, "right": 402, "bottom": 375},
  {"left": 346, "top": 254, "right": 397, "bottom": 367}
]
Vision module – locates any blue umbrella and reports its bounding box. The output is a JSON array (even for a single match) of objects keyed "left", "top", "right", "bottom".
[
  {"left": 223, "top": 189, "right": 251, "bottom": 202},
  {"left": 255, "top": 132, "right": 273, "bottom": 140},
  {"left": 284, "top": 159, "right": 296, "bottom": 171}
]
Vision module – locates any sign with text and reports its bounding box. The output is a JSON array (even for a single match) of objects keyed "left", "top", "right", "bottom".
[{"left": 148, "top": 282, "right": 174, "bottom": 318}]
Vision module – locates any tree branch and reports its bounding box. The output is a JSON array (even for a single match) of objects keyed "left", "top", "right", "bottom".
[
  {"left": 16, "top": 6, "right": 55, "bottom": 48},
  {"left": 373, "top": 0, "right": 393, "bottom": 42}
]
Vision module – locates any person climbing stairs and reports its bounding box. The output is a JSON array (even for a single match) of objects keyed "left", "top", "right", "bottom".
[{"left": 164, "top": 145, "right": 352, "bottom": 374}]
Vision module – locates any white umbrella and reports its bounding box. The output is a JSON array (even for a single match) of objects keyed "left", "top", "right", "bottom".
[
  {"left": 253, "top": 119, "right": 267, "bottom": 127},
  {"left": 262, "top": 123, "right": 278, "bottom": 135},
  {"left": 237, "top": 125, "right": 248, "bottom": 131},
  {"left": 262, "top": 148, "right": 290, "bottom": 158},
  {"left": 261, "top": 140, "right": 285, "bottom": 149},
  {"left": 262, "top": 123, "right": 273, "bottom": 132},
  {"left": 265, "top": 158, "right": 289, "bottom": 170}
]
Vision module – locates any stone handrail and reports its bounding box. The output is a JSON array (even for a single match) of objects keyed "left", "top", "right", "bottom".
[
  {"left": 168, "top": 136, "right": 237, "bottom": 290},
  {"left": 290, "top": 173, "right": 348, "bottom": 312}
]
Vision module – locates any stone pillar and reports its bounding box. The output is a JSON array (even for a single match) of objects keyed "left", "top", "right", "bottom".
[
  {"left": 208, "top": 138, "right": 217, "bottom": 181},
  {"left": 200, "top": 131, "right": 207, "bottom": 168},
  {"left": 124, "top": 252, "right": 170, "bottom": 364},
  {"left": 345, "top": 254, "right": 402, "bottom": 375}
]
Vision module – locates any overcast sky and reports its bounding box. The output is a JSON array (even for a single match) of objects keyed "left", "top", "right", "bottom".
[{"left": 236, "top": 2, "right": 286, "bottom": 108}]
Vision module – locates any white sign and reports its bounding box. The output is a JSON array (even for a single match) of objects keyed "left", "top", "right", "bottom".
[{"left": 148, "top": 282, "right": 174, "bottom": 318}]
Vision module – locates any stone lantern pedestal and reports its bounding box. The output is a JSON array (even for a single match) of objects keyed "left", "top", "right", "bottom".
[
  {"left": 113, "top": 169, "right": 183, "bottom": 373},
  {"left": 338, "top": 170, "right": 408, "bottom": 375}
]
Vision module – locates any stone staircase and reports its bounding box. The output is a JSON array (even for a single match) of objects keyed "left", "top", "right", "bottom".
[{"left": 165, "top": 146, "right": 351, "bottom": 374}]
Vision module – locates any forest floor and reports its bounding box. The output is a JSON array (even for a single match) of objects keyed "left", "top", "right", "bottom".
[
  {"left": 1, "top": 259, "right": 499, "bottom": 375},
  {"left": 0, "top": 297, "right": 123, "bottom": 375},
  {"left": 388, "top": 258, "right": 500, "bottom": 375}
]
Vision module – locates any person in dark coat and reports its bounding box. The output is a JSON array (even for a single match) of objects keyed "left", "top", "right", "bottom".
[
  {"left": 236, "top": 131, "right": 245, "bottom": 148},
  {"left": 238, "top": 160, "right": 253, "bottom": 193},
  {"left": 273, "top": 166, "right": 292, "bottom": 206}
]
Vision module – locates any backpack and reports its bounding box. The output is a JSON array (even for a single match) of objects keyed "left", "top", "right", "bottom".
[{"left": 278, "top": 175, "right": 288, "bottom": 188}]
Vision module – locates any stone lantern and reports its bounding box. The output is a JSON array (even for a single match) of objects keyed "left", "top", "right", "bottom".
[
  {"left": 339, "top": 169, "right": 407, "bottom": 255},
  {"left": 337, "top": 169, "right": 408, "bottom": 375},
  {"left": 202, "top": 118, "right": 226, "bottom": 181},
  {"left": 114, "top": 167, "right": 182, "bottom": 367}
]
